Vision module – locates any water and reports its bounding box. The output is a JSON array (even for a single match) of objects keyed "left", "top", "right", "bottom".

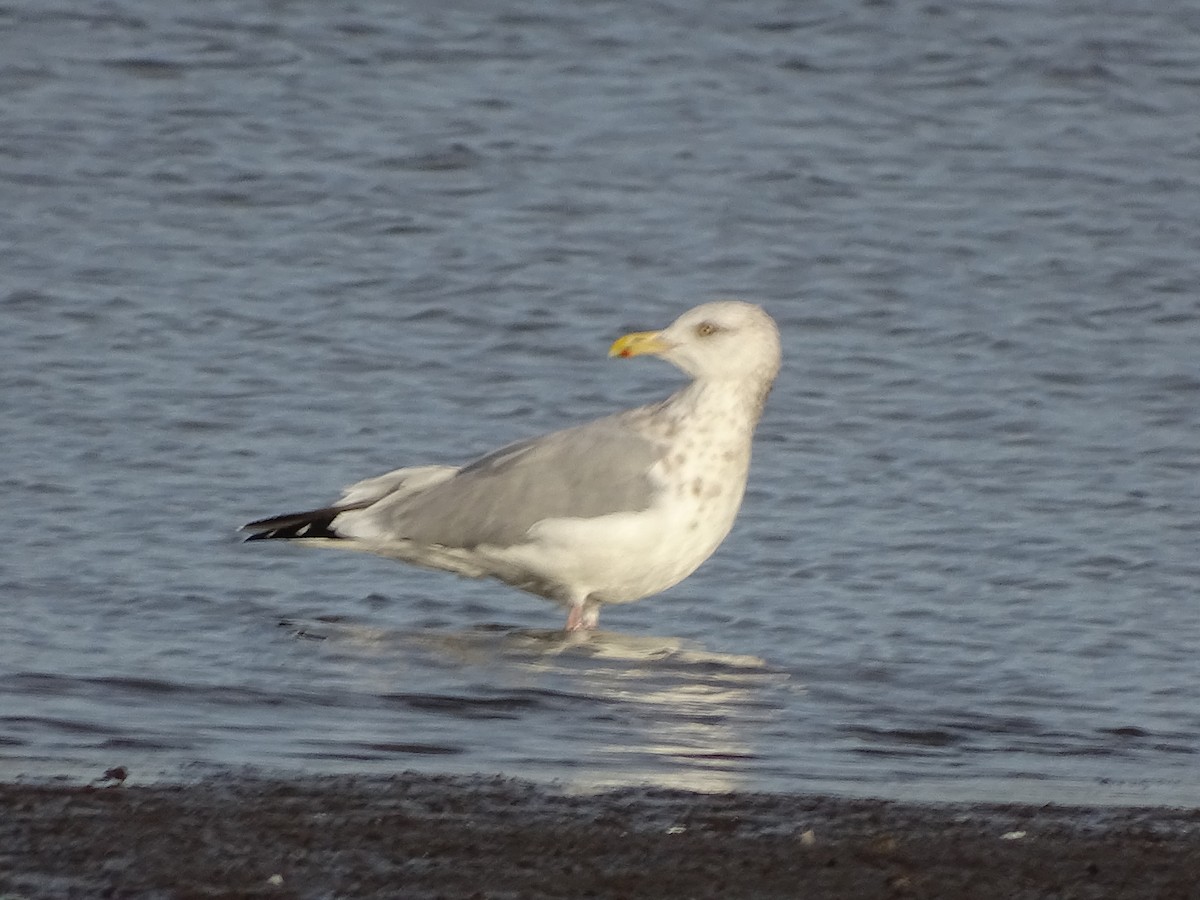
[{"left": 2, "top": 0, "right": 1199, "bottom": 806}]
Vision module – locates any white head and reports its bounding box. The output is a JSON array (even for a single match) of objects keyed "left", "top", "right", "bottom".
[{"left": 610, "top": 300, "right": 782, "bottom": 389}]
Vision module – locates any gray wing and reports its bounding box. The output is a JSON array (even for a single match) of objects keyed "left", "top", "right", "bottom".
[{"left": 362, "top": 412, "right": 663, "bottom": 549}]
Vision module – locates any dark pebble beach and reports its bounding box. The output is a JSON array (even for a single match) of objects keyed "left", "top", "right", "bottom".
[{"left": 3, "top": 773, "right": 1199, "bottom": 899}]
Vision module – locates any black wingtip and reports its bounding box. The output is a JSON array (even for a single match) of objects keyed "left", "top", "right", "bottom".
[{"left": 241, "top": 506, "right": 348, "bottom": 542}]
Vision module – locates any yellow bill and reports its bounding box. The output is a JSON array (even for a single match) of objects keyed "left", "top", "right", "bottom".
[{"left": 608, "top": 330, "right": 671, "bottom": 358}]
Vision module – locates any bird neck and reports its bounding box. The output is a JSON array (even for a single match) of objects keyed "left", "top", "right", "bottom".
[{"left": 670, "top": 375, "right": 771, "bottom": 434}]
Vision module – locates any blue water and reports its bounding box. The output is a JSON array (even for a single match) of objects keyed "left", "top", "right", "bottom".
[{"left": 2, "top": 0, "right": 1199, "bottom": 806}]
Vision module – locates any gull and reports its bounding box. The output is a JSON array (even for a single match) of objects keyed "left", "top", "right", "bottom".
[{"left": 243, "top": 300, "right": 781, "bottom": 630}]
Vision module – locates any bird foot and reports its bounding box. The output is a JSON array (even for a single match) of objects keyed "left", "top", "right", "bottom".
[{"left": 565, "top": 606, "right": 599, "bottom": 631}]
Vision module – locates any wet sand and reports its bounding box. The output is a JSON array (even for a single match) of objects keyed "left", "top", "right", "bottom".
[{"left": 2, "top": 773, "right": 1198, "bottom": 899}]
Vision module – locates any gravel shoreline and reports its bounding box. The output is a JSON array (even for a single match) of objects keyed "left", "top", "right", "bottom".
[{"left": 2, "top": 773, "right": 1199, "bottom": 899}]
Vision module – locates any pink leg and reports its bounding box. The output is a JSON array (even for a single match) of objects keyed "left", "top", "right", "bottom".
[{"left": 565, "top": 605, "right": 600, "bottom": 632}]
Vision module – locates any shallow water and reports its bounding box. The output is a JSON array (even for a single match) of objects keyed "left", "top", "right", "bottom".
[{"left": 2, "top": 0, "right": 1199, "bottom": 806}]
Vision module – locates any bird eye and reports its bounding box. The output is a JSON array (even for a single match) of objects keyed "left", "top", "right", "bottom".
[{"left": 695, "top": 322, "right": 719, "bottom": 337}]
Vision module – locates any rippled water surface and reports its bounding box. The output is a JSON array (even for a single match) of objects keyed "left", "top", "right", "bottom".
[{"left": 3, "top": 0, "right": 1199, "bottom": 806}]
